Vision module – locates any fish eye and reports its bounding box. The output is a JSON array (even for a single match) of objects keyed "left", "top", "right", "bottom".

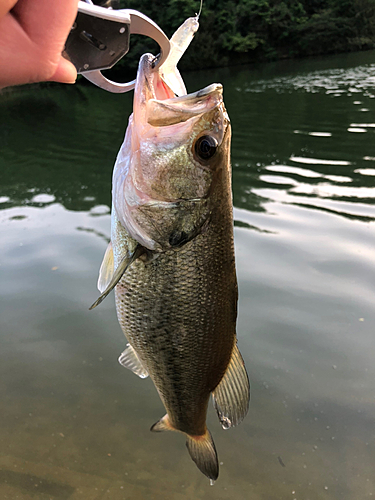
[{"left": 194, "top": 135, "right": 218, "bottom": 161}]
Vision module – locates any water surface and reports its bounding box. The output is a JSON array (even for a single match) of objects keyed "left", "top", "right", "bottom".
[{"left": 1, "top": 50, "right": 375, "bottom": 499}]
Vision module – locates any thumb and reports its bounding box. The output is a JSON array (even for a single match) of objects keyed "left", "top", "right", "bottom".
[{"left": 49, "top": 56, "right": 77, "bottom": 84}]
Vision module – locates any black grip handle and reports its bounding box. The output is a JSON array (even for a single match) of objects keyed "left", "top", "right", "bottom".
[{"left": 64, "top": 10, "right": 130, "bottom": 73}]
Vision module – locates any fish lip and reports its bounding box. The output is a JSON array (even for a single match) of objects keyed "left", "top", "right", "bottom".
[
  {"left": 155, "top": 83, "right": 223, "bottom": 105},
  {"left": 145, "top": 83, "right": 225, "bottom": 128},
  {"left": 194, "top": 83, "right": 223, "bottom": 98},
  {"left": 169, "top": 83, "right": 223, "bottom": 102}
]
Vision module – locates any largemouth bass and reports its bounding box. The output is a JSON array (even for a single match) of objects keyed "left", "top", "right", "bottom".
[{"left": 91, "top": 17, "right": 250, "bottom": 482}]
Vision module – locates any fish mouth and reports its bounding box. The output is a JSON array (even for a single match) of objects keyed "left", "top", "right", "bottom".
[
  {"left": 147, "top": 84, "right": 224, "bottom": 127},
  {"left": 135, "top": 54, "right": 225, "bottom": 127}
]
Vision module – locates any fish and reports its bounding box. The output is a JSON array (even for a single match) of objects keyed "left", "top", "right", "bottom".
[{"left": 90, "top": 16, "right": 250, "bottom": 482}]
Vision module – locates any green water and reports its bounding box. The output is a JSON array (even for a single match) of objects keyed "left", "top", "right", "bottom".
[{"left": 1, "top": 49, "right": 375, "bottom": 499}]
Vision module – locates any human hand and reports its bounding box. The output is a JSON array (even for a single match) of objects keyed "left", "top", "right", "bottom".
[{"left": 0, "top": 0, "right": 79, "bottom": 89}]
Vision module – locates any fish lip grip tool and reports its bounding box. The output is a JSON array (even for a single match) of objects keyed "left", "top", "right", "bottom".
[{"left": 63, "top": 0, "right": 170, "bottom": 93}]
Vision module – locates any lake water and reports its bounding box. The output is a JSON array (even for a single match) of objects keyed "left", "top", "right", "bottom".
[{"left": 1, "top": 49, "right": 375, "bottom": 499}]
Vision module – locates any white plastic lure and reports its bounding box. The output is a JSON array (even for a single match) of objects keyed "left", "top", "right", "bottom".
[{"left": 160, "top": 15, "right": 200, "bottom": 96}]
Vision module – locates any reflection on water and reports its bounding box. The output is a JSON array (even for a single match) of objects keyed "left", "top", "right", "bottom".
[
  {"left": 1, "top": 50, "right": 375, "bottom": 499},
  {"left": 239, "top": 63, "right": 375, "bottom": 95}
]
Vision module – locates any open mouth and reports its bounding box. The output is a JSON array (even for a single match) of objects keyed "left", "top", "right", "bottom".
[
  {"left": 146, "top": 83, "right": 224, "bottom": 127},
  {"left": 134, "top": 54, "right": 224, "bottom": 127}
]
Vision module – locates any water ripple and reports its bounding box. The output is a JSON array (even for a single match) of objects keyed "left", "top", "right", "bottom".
[
  {"left": 239, "top": 64, "right": 375, "bottom": 95},
  {"left": 290, "top": 156, "right": 351, "bottom": 166}
]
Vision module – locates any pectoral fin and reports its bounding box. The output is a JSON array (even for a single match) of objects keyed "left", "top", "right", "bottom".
[
  {"left": 89, "top": 245, "right": 144, "bottom": 310},
  {"left": 212, "top": 343, "right": 250, "bottom": 429},
  {"left": 97, "top": 242, "right": 114, "bottom": 293},
  {"left": 118, "top": 343, "right": 149, "bottom": 379}
]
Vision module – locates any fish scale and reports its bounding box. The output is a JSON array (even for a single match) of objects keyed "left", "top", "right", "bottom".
[{"left": 113, "top": 190, "right": 237, "bottom": 436}]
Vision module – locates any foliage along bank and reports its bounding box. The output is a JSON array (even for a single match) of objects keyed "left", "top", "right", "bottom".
[{"left": 111, "top": 0, "right": 375, "bottom": 72}]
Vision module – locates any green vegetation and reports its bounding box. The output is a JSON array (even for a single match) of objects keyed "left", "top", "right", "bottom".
[{"left": 114, "top": 0, "right": 375, "bottom": 71}]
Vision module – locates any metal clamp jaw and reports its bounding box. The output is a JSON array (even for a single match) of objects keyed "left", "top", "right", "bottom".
[{"left": 63, "top": 1, "right": 170, "bottom": 93}]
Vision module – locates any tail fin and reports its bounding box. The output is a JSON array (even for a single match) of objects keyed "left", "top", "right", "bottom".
[
  {"left": 151, "top": 415, "right": 219, "bottom": 482},
  {"left": 186, "top": 429, "right": 219, "bottom": 482}
]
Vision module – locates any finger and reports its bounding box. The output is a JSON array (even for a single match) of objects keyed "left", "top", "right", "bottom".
[
  {"left": 48, "top": 56, "right": 77, "bottom": 84},
  {"left": 0, "top": 11, "right": 76, "bottom": 87},
  {"left": 12, "top": 0, "right": 78, "bottom": 44},
  {"left": 0, "top": 0, "right": 18, "bottom": 20}
]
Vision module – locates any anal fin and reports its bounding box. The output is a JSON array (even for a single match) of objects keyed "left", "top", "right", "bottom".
[
  {"left": 118, "top": 343, "right": 148, "bottom": 379},
  {"left": 150, "top": 414, "right": 174, "bottom": 432},
  {"left": 212, "top": 342, "right": 250, "bottom": 429}
]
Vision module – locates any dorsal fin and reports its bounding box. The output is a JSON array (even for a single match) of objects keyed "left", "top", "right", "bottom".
[{"left": 212, "top": 343, "right": 250, "bottom": 429}]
